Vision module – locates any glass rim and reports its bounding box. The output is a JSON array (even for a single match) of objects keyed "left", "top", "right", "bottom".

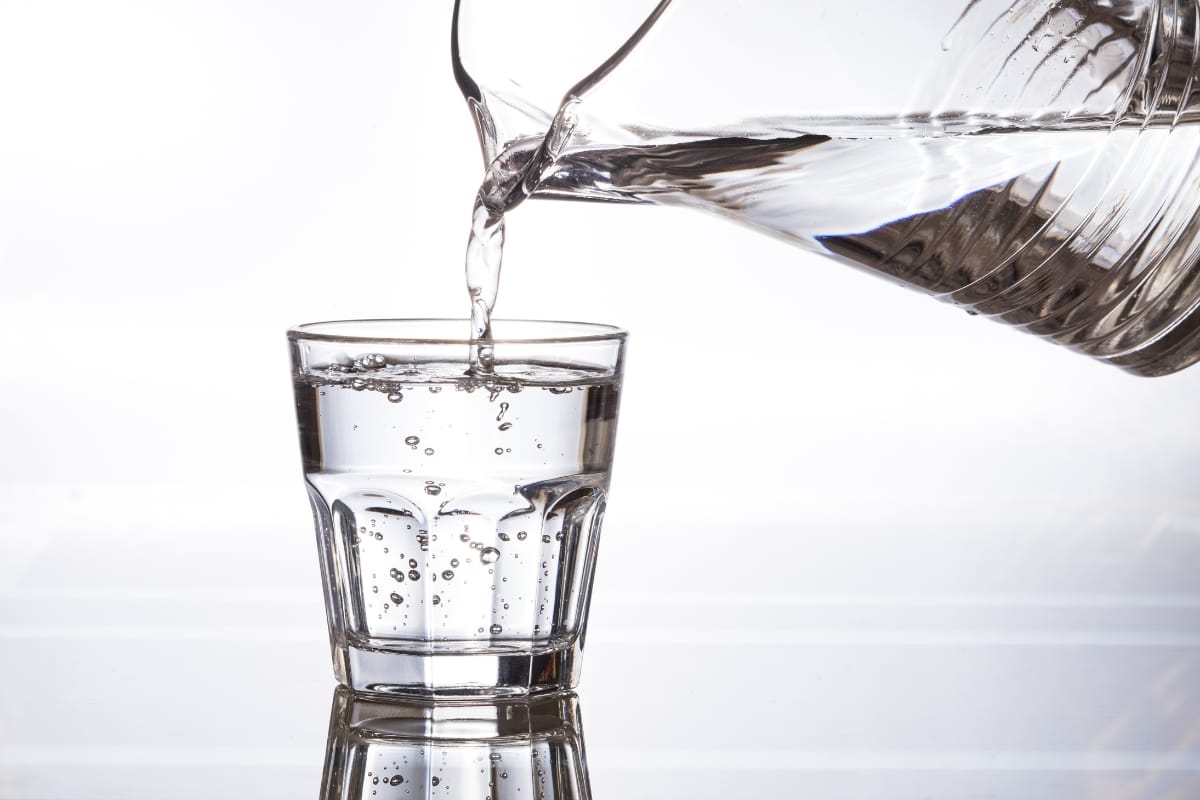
[{"left": 287, "top": 318, "right": 628, "bottom": 346}]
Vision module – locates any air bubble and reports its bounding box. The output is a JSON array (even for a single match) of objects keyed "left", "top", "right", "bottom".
[
  {"left": 358, "top": 353, "right": 386, "bottom": 370},
  {"left": 405, "top": 435, "right": 419, "bottom": 448},
  {"left": 386, "top": 392, "right": 403, "bottom": 403},
  {"left": 409, "top": 559, "right": 418, "bottom": 568},
  {"left": 450, "top": 558, "right": 459, "bottom": 567},
  {"left": 389, "top": 775, "right": 404, "bottom": 786},
  {"left": 429, "top": 386, "right": 442, "bottom": 393},
  {"left": 498, "top": 532, "right": 510, "bottom": 541},
  {"left": 496, "top": 402, "right": 509, "bottom": 421},
  {"left": 408, "top": 570, "right": 420, "bottom": 581},
  {"left": 489, "top": 624, "right": 503, "bottom": 635},
  {"left": 424, "top": 485, "right": 442, "bottom": 496},
  {"left": 441, "top": 569, "right": 455, "bottom": 580},
  {"left": 548, "top": 386, "right": 571, "bottom": 394},
  {"left": 494, "top": 448, "right": 505, "bottom": 455},
  {"left": 498, "top": 422, "right": 512, "bottom": 431},
  {"left": 479, "top": 547, "right": 500, "bottom": 564},
  {"left": 432, "top": 595, "right": 441, "bottom": 605},
  {"left": 516, "top": 531, "right": 527, "bottom": 541},
  {"left": 351, "top": 378, "right": 368, "bottom": 391},
  {"left": 424, "top": 447, "right": 435, "bottom": 456},
  {"left": 390, "top": 592, "right": 403, "bottom": 604},
  {"left": 431, "top": 777, "right": 441, "bottom": 786}
]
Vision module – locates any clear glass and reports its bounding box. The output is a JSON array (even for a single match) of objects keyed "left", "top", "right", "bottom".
[
  {"left": 453, "top": 0, "right": 1200, "bottom": 376},
  {"left": 289, "top": 319, "right": 627, "bottom": 697},
  {"left": 321, "top": 688, "right": 590, "bottom": 800}
]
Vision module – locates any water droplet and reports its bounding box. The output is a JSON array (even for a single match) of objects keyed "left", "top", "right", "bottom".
[
  {"left": 389, "top": 775, "right": 404, "bottom": 786},
  {"left": 479, "top": 547, "right": 500, "bottom": 564},
  {"left": 441, "top": 569, "right": 455, "bottom": 580},
  {"left": 516, "top": 531, "right": 527, "bottom": 541},
  {"left": 424, "top": 447, "right": 435, "bottom": 456},
  {"left": 405, "top": 435, "right": 420, "bottom": 448},
  {"left": 450, "top": 558, "right": 459, "bottom": 567},
  {"left": 498, "top": 422, "right": 512, "bottom": 431},
  {"left": 489, "top": 624, "right": 503, "bottom": 635},
  {"left": 498, "top": 532, "right": 510, "bottom": 541},
  {"left": 424, "top": 485, "right": 442, "bottom": 496},
  {"left": 390, "top": 592, "right": 403, "bottom": 604},
  {"left": 386, "top": 392, "right": 404, "bottom": 403},
  {"left": 408, "top": 570, "right": 420, "bottom": 581},
  {"left": 432, "top": 595, "right": 441, "bottom": 605}
]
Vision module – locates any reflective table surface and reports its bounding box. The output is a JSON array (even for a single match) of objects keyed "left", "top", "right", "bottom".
[{"left": 2, "top": 483, "right": 1198, "bottom": 800}]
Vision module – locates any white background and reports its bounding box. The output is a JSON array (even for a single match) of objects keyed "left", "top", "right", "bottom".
[
  {"left": 2, "top": 5, "right": 1199, "bottom": 798},
  {"left": 1, "top": 0, "right": 1198, "bottom": 632}
]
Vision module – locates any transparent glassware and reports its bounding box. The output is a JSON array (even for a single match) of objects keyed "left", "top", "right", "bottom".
[
  {"left": 320, "top": 688, "right": 590, "bottom": 800},
  {"left": 453, "top": 0, "right": 1200, "bottom": 375},
  {"left": 289, "top": 319, "right": 626, "bottom": 697}
]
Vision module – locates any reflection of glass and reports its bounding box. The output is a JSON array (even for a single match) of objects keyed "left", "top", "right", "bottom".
[{"left": 321, "top": 688, "right": 592, "bottom": 800}]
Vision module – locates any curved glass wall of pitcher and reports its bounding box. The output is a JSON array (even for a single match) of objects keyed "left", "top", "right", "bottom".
[{"left": 455, "top": 0, "right": 1200, "bottom": 376}]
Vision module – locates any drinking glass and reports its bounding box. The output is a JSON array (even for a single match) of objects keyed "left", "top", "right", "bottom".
[{"left": 289, "top": 319, "right": 626, "bottom": 697}]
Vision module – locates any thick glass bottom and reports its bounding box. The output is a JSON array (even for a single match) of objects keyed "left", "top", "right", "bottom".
[{"left": 330, "top": 640, "right": 584, "bottom": 698}]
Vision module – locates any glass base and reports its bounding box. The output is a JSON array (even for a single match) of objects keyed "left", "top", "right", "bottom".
[{"left": 331, "top": 640, "right": 583, "bottom": 698}]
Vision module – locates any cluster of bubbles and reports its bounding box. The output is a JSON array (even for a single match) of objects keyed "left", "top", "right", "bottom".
[{"left": 459, "top": 531, "right": 502, "bottom": 564}]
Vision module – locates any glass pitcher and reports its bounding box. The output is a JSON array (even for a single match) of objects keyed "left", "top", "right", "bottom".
[{"left": 452, "top": 0, "right": 1200, "bottom": 376}]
